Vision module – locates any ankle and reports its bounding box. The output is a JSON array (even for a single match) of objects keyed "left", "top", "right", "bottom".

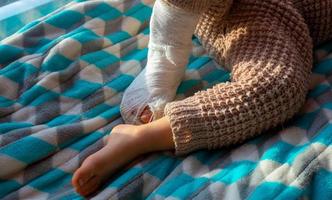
[
  {"left": 108, "top": 125, "right": 144, "bottom": 151},
  {"left": 134, "top": 124, "right": 156, "bottom": 153},
  {"left": 138, "top": 117, "right": 175, "bottom": 152}
]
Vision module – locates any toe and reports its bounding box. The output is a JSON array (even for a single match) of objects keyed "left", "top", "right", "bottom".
[
  {"left": 77, "top": 176, "right": 101, "bottom": 197},
  {"left": 72, "top": 158, "right": 96, "bottom": 190}
]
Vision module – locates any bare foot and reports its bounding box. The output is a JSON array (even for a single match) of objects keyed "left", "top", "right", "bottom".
[
  {"left": 71, "top": 124, "right": 147, "bottom": 197},
  {"left": 139, "top": 106, "right": 153, "bottom": 124},
  {"left": 71, "top": 117, "right": 175, "bottom": 197}
]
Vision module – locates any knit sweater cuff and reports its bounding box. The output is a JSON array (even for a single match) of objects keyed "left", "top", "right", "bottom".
[
  {"left": 164, "top": 97, "right": 208, "bottom": 155},
  {"left": 161, "top": 0, "right": 211, "bottom": 13}
]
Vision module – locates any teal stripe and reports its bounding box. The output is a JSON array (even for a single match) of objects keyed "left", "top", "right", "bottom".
[
  {"left": 30, "top": 90, "right": 59, "bottom": 106},
  {"left": 89, "top": 4, "right": 122, "bottom": 20},
  {"left": 126, "top": 3, "right": 152, "bottom": 22},
  {"left": 62, "top": 80, "right": 102, "bottom": 99},
  {"left": 105, "top": 74, "right": 134, "bottom": 92},
  {"left": 122, "top": 48, "right": 148, "bottom": 61},
  {"left": 99, "top": 106, "right": 120, "bottom": 120},
  {"left": 84, "top": 103, "right": 113, "bottom": 118},
  {"left": 109, "top": 168, "right": 142, "bottom": 188},
  {"left": 0, "top": 136, "right": 56, "bottom": 163},
  {"left": 69, "top": 131, "right": 104, "bottom": 151},
  {"left": 41, "top": 53, "right": 73, "bottom": 72},
  {"left": 0, "top": 122, "right": 32, "bottom": 134},
  {"left": 309, "top": 168, "right": 332, "bottom": 200},
  {"left": 80, "top": 51, "right": 119, "bottom": 69},
  {"left": 45, "top": 10, "right": 84, "bottom": 30},
  {"left": 177, "top": 80, "right": 201, "bottom": 94},
  {"left": 124, "top": 3, "right": 152, "bottom": 22},
  {"left": 313, "top": 58, "right": 332, "bottom": 74},
  {"left": 308, "top": 84, "right": 330, "bottom": 98},
  {"left": 144, "top": 156, "right": 181, "bottom": 180},
  {"left": 106, "top": 31, "right": 131, "bottom": 44},
  {"left": 188, "top": 56, "right": 211, "bottom": 70},
  {"left": 19, "top": 85, "right": 57, "bottom": 106},
  {"left": 29, "top": 169, "right": 73, "bottom": 193},
  {"left": 0, "top": 96, "right": 15, "bottom": 107},
  {"left": 68, "top": 27, "right": 101, "bottom": 44},
  {"left": 0, "top": 45, "right": 23, "bottom": 66},
  {"left": 0, "top": 180, "right": 21, "bottom": 198},
  {"left": 47, "top": 115, "right": 80, "bottom": 127},
  {"left": 85, "top": 3, "right": 120, "bottom": 19}
]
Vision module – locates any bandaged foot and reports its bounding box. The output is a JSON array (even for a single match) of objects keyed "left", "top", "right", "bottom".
[{"left": 120, "top": 0, "right": 200, "bottom": 124}]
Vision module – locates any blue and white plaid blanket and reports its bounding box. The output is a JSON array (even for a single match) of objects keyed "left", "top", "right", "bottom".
[{"left": 1, "top": 0, "right": 332, "bottom": 199}]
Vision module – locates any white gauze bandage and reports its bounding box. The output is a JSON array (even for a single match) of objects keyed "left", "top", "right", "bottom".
[{"left": 120, "top": 0, "right": 200, "bottom": 124}]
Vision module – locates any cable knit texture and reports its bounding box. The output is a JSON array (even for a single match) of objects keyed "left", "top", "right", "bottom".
[
  {"left": 292, "top": 0, "right": 332, "bottom": 45},
  {"left": 163, "top": 0, "right": 332, "bottom": 155}
]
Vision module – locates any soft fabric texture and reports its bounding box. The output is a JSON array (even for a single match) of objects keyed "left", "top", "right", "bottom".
[
  {"left": 1, "top": 0, "right": 332, "bottom": 199},
  {"left": 0, "top": 0, "right": 73, "bottom": 40},
  {"left": 163, "top": 0, "right": 332, "bottom": 155},
  {"left": 120, "top": 0, "right": 199, "bottom": 124}
]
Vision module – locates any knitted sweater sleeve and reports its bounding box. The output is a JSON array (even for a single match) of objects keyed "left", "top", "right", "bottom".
[{"left": 164, "top": 1, "right": 313, "bottom": 155}]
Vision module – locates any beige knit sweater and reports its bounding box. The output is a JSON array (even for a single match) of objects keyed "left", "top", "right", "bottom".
[{"left": 163, "top": 0, "right": 332, "bottom": 155}]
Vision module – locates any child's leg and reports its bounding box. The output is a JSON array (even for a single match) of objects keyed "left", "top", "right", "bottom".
[
  {"left": 292, "top": 0, "right": 332, "bottom": 46},
  {"left": 120, "top": 0, "right": 200, "bottom": 124},
  {"left": 72, "top": 0, "right": 315, "bottom": 196}
]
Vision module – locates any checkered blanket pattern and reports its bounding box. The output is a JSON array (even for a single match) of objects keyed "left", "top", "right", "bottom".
[
  {"left": 0, "top": 0, "right": 73, "bottom": 40},
  {"left": 1, "top": 0, "right": 332, "bottom": 199}
]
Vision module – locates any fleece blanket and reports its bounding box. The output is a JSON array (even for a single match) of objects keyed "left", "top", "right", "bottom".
[
  {"left": 0, "top": 0, "right": 73, "bottom": 40},
  {"left": 1, "top": 0, "right": 332, "bottom": 199}
]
